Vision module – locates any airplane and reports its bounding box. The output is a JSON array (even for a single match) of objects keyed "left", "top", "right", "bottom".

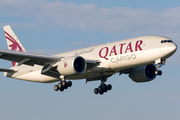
[{"left": 0, "top": 25, "right": 177, "bottom": 95}]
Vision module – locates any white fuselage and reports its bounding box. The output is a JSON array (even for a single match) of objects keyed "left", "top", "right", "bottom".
[{"left": 4, "top": 36, "right": 177, "bottom": 83}]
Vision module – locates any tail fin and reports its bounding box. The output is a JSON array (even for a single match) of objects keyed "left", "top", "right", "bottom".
[{"left": 3, "top": 25, "right": 27, "bottom": 66}]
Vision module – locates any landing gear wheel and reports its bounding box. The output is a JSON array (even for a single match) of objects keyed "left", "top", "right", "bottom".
[
  {"left": 62, "top": 81, "right": 68, "bottom": 89},
  {"left": 59, "top": 87, "right": 64, "bottom": 92},
  {"left": 107, "top": 84, "right": 112, "bottom": 90},
  {"left": 104, "top": 88, "right": 107, "bottom": 92},
  {"left": 58, "top": 83, "right": 62, "bottom": 88},
  {"left": 62, "top": 81, "right": 67, "bottom": 87},
  {"left": 54, "top": 80, "right": 73, "bottom": 92},
  {"left": 98, "top": 86, "right": 102, "bottom": 92},
  {"left": 94, "top": 88, "right": 98, "bottom": 94},
  {"left": 58, "top": 83, "right": 64, "bottom": 91},
  {"left": 99, "top": 91, "right": 104, "bottom": 95},
  {"left": 158, "top": 70, "right": 162, "bottom": 76},
  {"left": 94, "top": 84, "right": 112, "bottom": 95},
  {"left": 54, "top": 85, "right": 58, "bottom": 91},
  {"left": 156, "top": 70, "right": 162, "bottom": 76},
  {"left": 67, "top": 81, "right": 72, "bottom": 87},
  {"left": 102, "top": 84, "right": 107, "bottom": 92},
  {"left": 64, "top": 86, "right": 68, "bottom": 89},
  {"left": 102, "top": 84, "right": 106, "bottom": 90}
]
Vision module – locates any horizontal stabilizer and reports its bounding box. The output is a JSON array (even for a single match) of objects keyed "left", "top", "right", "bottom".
[{"left": 0, "top": 68, "right": 17, "bottom": 72}]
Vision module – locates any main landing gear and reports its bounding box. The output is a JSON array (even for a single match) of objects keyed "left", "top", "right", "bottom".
[
  {"left": 54, "top": 81, "right": 72, "bottom": 92},
  {"left": 94, "top": 83, "right": 112, "bottom": 95},
  {"left": 93, "top": 75, "right": 112, "bottom": 95}
]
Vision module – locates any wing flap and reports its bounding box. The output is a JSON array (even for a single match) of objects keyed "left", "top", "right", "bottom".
[{"left": 0, "top": 49, "right": 61, "bottom": 66}]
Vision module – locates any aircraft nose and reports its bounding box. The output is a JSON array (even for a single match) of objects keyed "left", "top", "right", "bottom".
[
  {"left": 162, "top": 42, "right": 177, "bottom": 59},
  {"left": 167, "top": 42, "right": 177, "bottom": 57},
  {"left": 171, "top": 42, "right": 177, "bottom": 53}
]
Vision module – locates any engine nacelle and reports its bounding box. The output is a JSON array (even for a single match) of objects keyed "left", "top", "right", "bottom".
[
  {"left": 129, "top": 64, "right": 157, "bottom": 83},
  {"left": 57, "top": 56, "right": 86, "bottom": 75}
]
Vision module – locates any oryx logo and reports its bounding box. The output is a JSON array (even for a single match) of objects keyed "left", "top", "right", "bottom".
[
  {"left": 4, "top": 31, "right": 23, "bottom": 51},
  {"left": 64, "top": 62, "right": 68, "bottom": 68},
  {"left": 4, "top": 31, "right": 23, "bottom": 66}
]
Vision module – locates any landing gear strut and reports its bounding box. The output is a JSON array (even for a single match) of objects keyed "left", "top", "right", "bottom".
[
  {"left": 54, "top": 81, "right": 72, "bottom": 92},
  {"left": 155, "top": 59, "right": 164, "bottom": 76}
]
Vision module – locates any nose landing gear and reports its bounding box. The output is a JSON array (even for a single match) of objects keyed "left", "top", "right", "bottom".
[
  {"left": 155, "top": 59, "right": 165, "bottom": 76},
  {"left": 155, "top": 69, "right": 162, "bottom": 76}
]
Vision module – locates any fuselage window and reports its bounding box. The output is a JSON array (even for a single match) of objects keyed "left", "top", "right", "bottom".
[
  {"left": 167, "top": 40, "right": 172, "bottom": 42},
  {"left": 161, "top": 40, "right": 172, "bottom": 43}
]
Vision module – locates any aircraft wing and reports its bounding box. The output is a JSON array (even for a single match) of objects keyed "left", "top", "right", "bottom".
[
  {"left": 0, "top": 49, "right": 100, "bottom": 68},
  {"left": 0, "top": 49, "right": 61, "bottom": 66}
]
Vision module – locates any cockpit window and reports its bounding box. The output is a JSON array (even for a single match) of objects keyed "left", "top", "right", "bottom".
[{"left": 161, "top": 40, "right": 172, "bottom": 43}]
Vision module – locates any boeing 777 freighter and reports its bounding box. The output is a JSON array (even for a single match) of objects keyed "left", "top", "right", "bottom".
[{"left": 0, "top": 25, "right": 177, "bottom": 95}]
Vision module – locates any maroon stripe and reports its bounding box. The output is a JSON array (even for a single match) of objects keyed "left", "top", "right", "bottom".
[{"left": 4, "top": 31, "right": 16, "bottom": 43}]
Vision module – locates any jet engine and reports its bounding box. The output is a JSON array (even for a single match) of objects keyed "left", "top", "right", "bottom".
[
  {"left": 57, "top": 56, "right": 86, "bottom": 75},
  {"left": 129, "top": 64, "right": 157, "bottom": 83}
]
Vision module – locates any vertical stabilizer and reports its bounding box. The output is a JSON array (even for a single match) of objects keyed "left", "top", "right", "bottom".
[{"left": 3, "top": 25, "right": 27, "bottom": 66}]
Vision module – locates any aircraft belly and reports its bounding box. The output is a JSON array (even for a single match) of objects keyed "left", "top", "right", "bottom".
[
  {"left": 15, "top": 70, "right": 59, "bottom": 83},
  {"left": 65, "top": 71, "right": 115, "bottom": 80}
]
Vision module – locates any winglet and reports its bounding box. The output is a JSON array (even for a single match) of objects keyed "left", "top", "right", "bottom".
[{"left": 3, "top": 25, "right": 27, "bottom": 66}]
